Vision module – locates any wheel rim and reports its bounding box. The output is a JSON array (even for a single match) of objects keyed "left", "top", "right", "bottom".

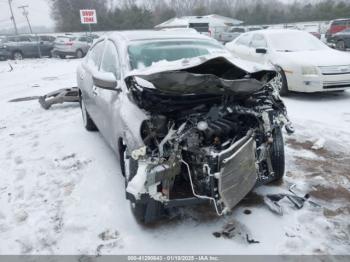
[
  {"left": 81, "top": 99, "right": 87, "bottom": 126},
  {"left": 14, "top": 52, "right": 23, "bottom": 60},
  {"left": 272, "top": 72, "right": 283, "bottom": 92}
]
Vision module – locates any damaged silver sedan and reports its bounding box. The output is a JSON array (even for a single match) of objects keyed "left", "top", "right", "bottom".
[{"left": 77, "top": 31, "right": 293, "bottom": 223}]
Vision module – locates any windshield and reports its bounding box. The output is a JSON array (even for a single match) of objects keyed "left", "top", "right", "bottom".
[
  {"left": 128, "top": 40, "right": 227, "bottom": 70},
  {"left": 268, "top": 32, "right": 328, "bottom": 52}
]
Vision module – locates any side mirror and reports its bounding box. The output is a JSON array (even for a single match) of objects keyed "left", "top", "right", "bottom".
[
  {"left": 256, "top": 48, "right": 267, "bottom": 54},
  {"left": 93, "top": 72, "right": 119, "bottom": 91}
]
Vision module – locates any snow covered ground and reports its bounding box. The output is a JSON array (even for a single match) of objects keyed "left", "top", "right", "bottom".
[{"left": 0, "top": 58, "right": 349, "bottom": 255}]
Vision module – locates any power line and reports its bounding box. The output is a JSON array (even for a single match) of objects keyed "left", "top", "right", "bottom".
[
  {"left": 7, "top": 0, "right": 18, "bottom": 34},
  {"left": 18, "top": 4, "right": 33, "bottom": 34}
]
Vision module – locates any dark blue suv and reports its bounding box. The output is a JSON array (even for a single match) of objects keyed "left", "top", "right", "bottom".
[{"left": 0, "top": 35, "right": 55, "bottom": 60}]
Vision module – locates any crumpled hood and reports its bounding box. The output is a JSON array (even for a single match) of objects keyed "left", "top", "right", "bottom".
[
  {"left": 126, "top": 53, "right": 274, "bottom": 78},
  {"left": 125, "top": 54, "right": 276, "bottom": 96},
  {"left": 276, "top": 49, "right": 350, "bottom": 67}
]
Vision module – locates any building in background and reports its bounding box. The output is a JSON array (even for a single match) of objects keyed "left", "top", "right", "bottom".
[{"left": 155, "top": 14, "right": 243, "bottom": 40}]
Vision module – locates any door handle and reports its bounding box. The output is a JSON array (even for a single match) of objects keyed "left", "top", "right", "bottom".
[{"left": 92, "top": 86, "right": 98, "bottom": 96}]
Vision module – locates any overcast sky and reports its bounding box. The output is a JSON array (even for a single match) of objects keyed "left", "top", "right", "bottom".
[{"left": 0, "top": 0, "right": 53, "bottom": 29}]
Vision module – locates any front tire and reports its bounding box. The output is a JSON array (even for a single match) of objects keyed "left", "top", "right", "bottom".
[
  {"left": 276, "top": 67, "right": 289, "bottom": 96},
  {"left": 121, "top": 145, "right": 163, "bottom": 224},
  {"left": 269, "top": 127, "right": 285, "bottom": 181},
  {"left": 80, "top": 96, "right": 97, "bottom": 131}
]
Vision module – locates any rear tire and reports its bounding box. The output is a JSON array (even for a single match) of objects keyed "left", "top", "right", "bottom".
[
  {"left": 59, "top": 54, "right": 66, "bottom": 59},
  {"left": 12, "top": 51, "right": 23, "bottom": 60},
  {"left": 276, "top": 67, "right": 289, "bottom": 96},
  {"left": 76, "top": 49, "right": 84, "bottom": 58},
  {"left": 269, "top": 127, "right": 285, "bottom": 181},
  {"left": 80, "top": 96, "right": 97, "bottom": 131}
]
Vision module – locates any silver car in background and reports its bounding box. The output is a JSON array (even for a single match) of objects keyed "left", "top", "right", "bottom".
[
  {"left": 77, "top": 30, "right": 292, "bottom": 224},
  {"left": 52, "top": 34, "right": 98, "bottom": 59}
]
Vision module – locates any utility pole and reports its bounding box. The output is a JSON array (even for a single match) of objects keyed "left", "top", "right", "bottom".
[
  {"left": 8, "top": 0, "right": 18, "bottom": 35},
  {"left": 18, "top": 5, "right": 33, "bottom": 34}
]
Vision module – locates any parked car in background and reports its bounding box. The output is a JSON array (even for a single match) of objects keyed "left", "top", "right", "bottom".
[
  {"left": 326, "top": 18, "right": 350, "bottom": 42},
  {"left": 303, "top": 24, "right": 321, "bottom": 39},
  {"left": 328, "top": 28, "right": 350, "bottom": 50},
  {"left": 219, "top": 26, "right": 265, "bottom": 44},
  {"left": 77, "top": 30, "right": 291, "bottom": 223},
  {"left": 0, "top": 35, "right": 55, "bottom": 60},
  {"left": 226, "top": 29, "right": 350, "bottom": 95},
  {"left": 219, "top": 27, "right": 246, "bottom": 44},
  {"left": 52, "top": 34, "right": 98, "bottom": 59}
]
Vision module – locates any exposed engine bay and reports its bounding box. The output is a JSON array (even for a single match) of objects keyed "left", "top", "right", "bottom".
[{"left": 123, "top": 56, "right": 294, "bottom": 218}]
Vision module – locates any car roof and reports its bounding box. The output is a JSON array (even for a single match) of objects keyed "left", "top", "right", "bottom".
[{"left": 106, "top": 30, "right": 211, "bottom": 42}]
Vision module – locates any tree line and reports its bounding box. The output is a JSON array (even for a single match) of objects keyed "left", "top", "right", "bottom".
[{"left": 48, "top": 0, "right": 350, "bottom": 32}]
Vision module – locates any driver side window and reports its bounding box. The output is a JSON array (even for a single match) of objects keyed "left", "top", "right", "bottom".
[
  {"left": 87, "top": 40, "right": 105, "bottom": 71},
  {"left": 100, "top": 40, "right": 121, "bottom": 80},
  {"left": 251, "top": 34, "right": 267, "bottom": 48},
  {"left": 236, "top": 34, "right": 252, "bottom": 46}
]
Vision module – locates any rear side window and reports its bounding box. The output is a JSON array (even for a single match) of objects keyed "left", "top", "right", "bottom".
[
  {"left": 87, "top": 40, "right": 105, "bottom": 70},
  {"left": 100, "top": 40, "right": 120, "bottom": 79},
  {"left": 333, "top": 20, "right": 348, "bottom": 26},
  {"left": 235, "top": 34, "right": 251, "bottom": 46}
]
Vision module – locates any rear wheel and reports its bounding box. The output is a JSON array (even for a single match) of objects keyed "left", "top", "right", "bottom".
[
  {"left": 80, "top": 96, "right": 97, "bottom": 131},
  {"left": 269, "top": 127, "right": 285, "bottom": 181},
  {"left": 336, "top": 40, "right": 346, "bottom": 51},
  {"left": 59, "top": 54, "right": 66, "bottom": 59},
  {"left": 276, "top": 67, "right": 289, "bottom": 96},
  {"left": 76, "top": 49, "right": 84, "bottom": 58},
  {"left": 12, "top": 51, "right": 23, "bottom": 60}
]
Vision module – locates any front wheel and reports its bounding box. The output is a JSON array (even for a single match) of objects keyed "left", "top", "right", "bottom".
[
  {"left": 276, "top": 67, "right": 289, "bottom": 96},
  {"left": 121, "top": 144, "right": 163, "bottom": 224},
  {"left": 80, "top": 96, "right": 97, "bottom": 131},
  {"left": 269, "top": 127, "right": 285, "bottom": 181}
]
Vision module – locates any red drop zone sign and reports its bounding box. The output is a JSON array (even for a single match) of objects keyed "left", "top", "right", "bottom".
[{"left": 80, "top": 9, "right": 97, "bottom": 24}]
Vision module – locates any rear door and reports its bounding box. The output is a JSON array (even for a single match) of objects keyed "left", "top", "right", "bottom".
[{"left": 79, "top": 40, "right": 106, "bottom": 127}]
